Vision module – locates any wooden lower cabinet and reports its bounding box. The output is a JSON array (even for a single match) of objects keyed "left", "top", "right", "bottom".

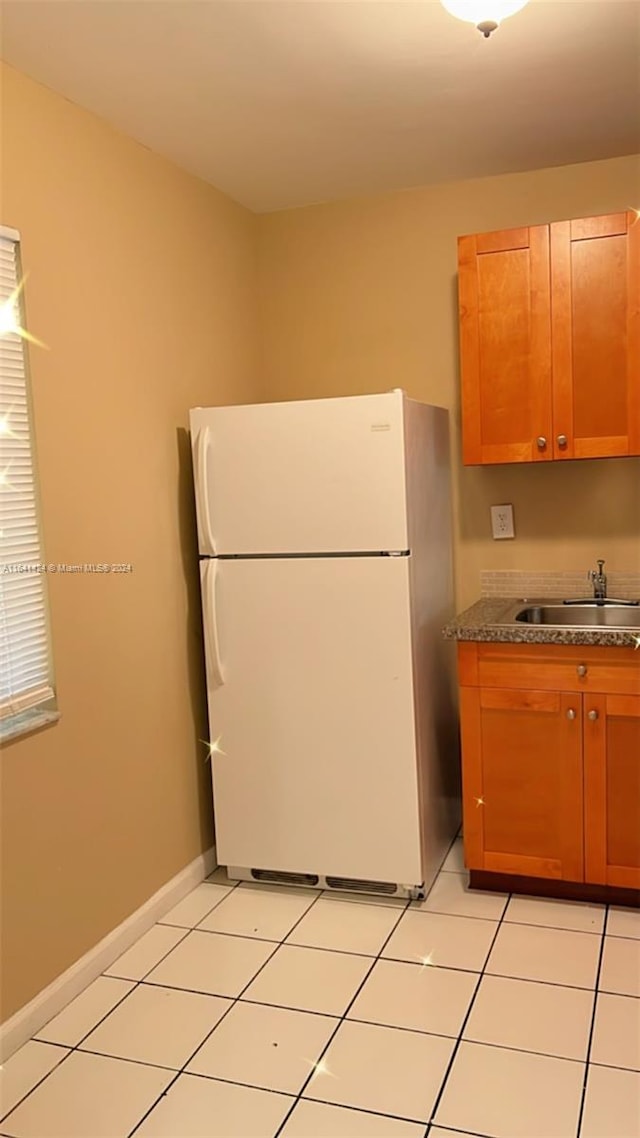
[
  {"left": 460, "top": 686, "right": 583, "bottom": 881},
  {"left": 584, "top": 694, "right": 640, "bottom": 888},
  {"left": 458, "top": 643, "right": 640, "bottom": 894}
]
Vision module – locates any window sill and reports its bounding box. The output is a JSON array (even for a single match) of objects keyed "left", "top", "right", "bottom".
[{"left": 1, "top": 707, "right": 60, "bottom": 744}]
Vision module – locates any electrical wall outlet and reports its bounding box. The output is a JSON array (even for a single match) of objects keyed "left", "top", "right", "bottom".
[{"left": 491, "top": 504, "right": 515, "bottom": 540}]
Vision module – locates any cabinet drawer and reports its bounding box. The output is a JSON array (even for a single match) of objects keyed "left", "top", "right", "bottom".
[{"left": 458, "top": 642, "right": 640, "bottom": 696}]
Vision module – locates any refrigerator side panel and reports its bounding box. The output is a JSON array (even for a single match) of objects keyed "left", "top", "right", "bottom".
[
  {"left": 189, "top": 393, "right": 408, "bottom": 555},
  {"left": 202, "top": 556, "right": 423, "bottom": 886},
  {"left": 403, "top": 400, "right": 461, "bottom": 889}
]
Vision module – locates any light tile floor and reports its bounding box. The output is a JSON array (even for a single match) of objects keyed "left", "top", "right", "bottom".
[{"left": 1, "top": 846, "right": 639, "bottom": 1138}]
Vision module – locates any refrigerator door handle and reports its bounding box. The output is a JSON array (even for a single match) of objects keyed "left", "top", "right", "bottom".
[
  {"left": 194, "top": 426, "right": 217, "bottom": 555},
  {"left": 202, "top": 559, "right": 225, "bottom": 689}
]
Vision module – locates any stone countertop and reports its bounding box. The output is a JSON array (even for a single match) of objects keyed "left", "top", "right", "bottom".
[{"left": 443, "top": 597, "right": 640, "bottom": 650}]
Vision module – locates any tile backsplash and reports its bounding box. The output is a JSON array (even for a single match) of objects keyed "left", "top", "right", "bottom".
[{"left": 481, "top": 570, "right": 640, "bottom": 601}]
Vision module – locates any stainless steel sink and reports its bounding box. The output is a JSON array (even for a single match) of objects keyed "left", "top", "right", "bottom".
[{"left": 514, "top": 604, "right": 640, "bottom": 629}]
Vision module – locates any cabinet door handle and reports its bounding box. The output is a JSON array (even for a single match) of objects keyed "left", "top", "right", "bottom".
[
  {"left": 587, "top": 709, "right": 599, "bottom": 721},
  {"left": 566, "top": 708, "right": 576, "bottom": 720},
  {"left": 536, "top": 436, "right": 547, "bottom": 450},
  {"left": 557, "top": 434, "right": 568, "bottom": 448},
  {"left": 577, "top": 664, "right": 588, "bottom": 677}
]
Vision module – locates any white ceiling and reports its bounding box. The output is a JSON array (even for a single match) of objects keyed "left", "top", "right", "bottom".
[{"left": 1, "top": 0, "right": 639, "bottom": 212}]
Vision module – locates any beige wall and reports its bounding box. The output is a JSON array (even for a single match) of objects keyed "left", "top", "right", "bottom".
[
  {"left": 257, "top": 154, "right": 640, "bottom": 609},
  {"left": 0, "top": 64, "right": 257, "bottom": 1019}
]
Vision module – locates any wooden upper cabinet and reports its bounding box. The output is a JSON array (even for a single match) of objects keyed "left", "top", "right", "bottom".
[
  {"left": 551, "top": 212, "right": 640, "bottom": 459},
  {"left": 458, "top": 211, "right": 640, "bottom": 464},
  {"left": 584, "top": 694, "right": 640, "bottom": 889},
  {"left": 458, "top": 226, "right": 552, "bottom": 465}
]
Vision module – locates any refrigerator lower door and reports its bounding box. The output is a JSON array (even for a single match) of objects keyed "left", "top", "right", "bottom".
[{"left": 201, "top": 554, "right": 422, "bottom": 886}]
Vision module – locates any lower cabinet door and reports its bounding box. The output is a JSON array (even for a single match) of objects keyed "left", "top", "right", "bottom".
[
  {"left": 584, "top": 694, "right": 640, "bottom": 888},
  {"left": 461, "top": 687, "right": 584, "bottom": 880}
]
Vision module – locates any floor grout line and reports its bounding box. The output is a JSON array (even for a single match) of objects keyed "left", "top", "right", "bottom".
[
  {"left": 421, "top": 890, "right": 512, "bottom": 1135},
  {"left": 0, "top": 1042, "right": 70, "bottom": 1126},
  {"left": 575, "top": 904, "right": 610, "bottom": 1138},
  {"left": 120, "top": 953, "right": 608, "bottom": 994},
  {"left": 270, "top": 901, "right": 411, "bottom": 1136},
  {"left": 39, "top": 1001, "right": 605, "bottom": 1073},
  {"left": 33, "top": 980, "right": 138, "bottom": 1049},
  {"left": 107, "top": 924, "right": 193, "bottom": 983},
  {"left": 155, "top": 881, "right": 242, "bottom": 931},
  {"left": 141, "top": 923, "right": 407, "bottom": 957},
  {"left": 137, "top": 914, "right": 614, "bottom": 960},
  {"left": 427, "top": 1123, "right": 494, "bottom": 1138}
]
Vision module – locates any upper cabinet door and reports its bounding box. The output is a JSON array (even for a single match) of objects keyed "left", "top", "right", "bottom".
[
  {"left": 458, "top": 226, "right": 552, "bottom": 465},
  {"left": 551, "top": 212, "right": 640, "bottom": 460}
]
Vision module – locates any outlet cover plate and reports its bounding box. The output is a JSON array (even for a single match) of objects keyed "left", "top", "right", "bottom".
[{"left": 491, "top": 504, "right": 515, "bottom": 540}]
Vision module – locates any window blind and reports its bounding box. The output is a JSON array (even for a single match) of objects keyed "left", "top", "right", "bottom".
[{"left": 0, "top": 228, "right": 55, "bottom": 720}]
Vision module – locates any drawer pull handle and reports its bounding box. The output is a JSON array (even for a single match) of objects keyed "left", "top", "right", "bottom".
[
  {"left": 557, "top": 434, "right": 568, "bottom": 448},
  {"left": 566, "top": 708, "right": 576, "bottom": 720},
  {"left": 587, "top": 709, "right": 599, "bottom": 722},
  {"left": 536, "top": 436, "right": 547, "bottom": 450},
  {"left": 577, "top": 664, "right": 588, "bottom": 677}
]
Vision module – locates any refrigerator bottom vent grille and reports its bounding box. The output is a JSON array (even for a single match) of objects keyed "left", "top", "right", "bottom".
[
  {"left": 326, "top": 876, "right": 397, "bottom": 895},
  {"left": 251, "top": 868, "right": 320, "bottom": 887}
]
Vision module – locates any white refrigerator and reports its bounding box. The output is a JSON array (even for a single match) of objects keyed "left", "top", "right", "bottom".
[{"left": 190, "top": 390, "right": 460, "bottom": 899}]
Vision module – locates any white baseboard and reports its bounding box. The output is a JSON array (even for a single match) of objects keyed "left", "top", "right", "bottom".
[{"left": 1, "top": 846, "right": 217, "bottom": 1061}]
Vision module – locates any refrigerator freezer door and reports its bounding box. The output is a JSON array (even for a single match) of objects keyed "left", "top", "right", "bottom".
[
  {"left": 202, "top": 554, "right": 422, "bottom": 885},
  {"left": 190, "top": 393, "right": 408, "bottom": 556}
]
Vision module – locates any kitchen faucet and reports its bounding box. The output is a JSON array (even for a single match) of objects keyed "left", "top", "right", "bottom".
[
  {"left": 563, "top": 559, "right": 639, "bottom": 607},
  {"left": 589, "top": 559, "right": 607, "bottom": 600}
]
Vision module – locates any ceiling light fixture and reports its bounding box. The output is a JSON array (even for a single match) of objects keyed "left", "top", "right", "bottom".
[{"left": 441, "top": 0, "right": 529, "bottom": 37}]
